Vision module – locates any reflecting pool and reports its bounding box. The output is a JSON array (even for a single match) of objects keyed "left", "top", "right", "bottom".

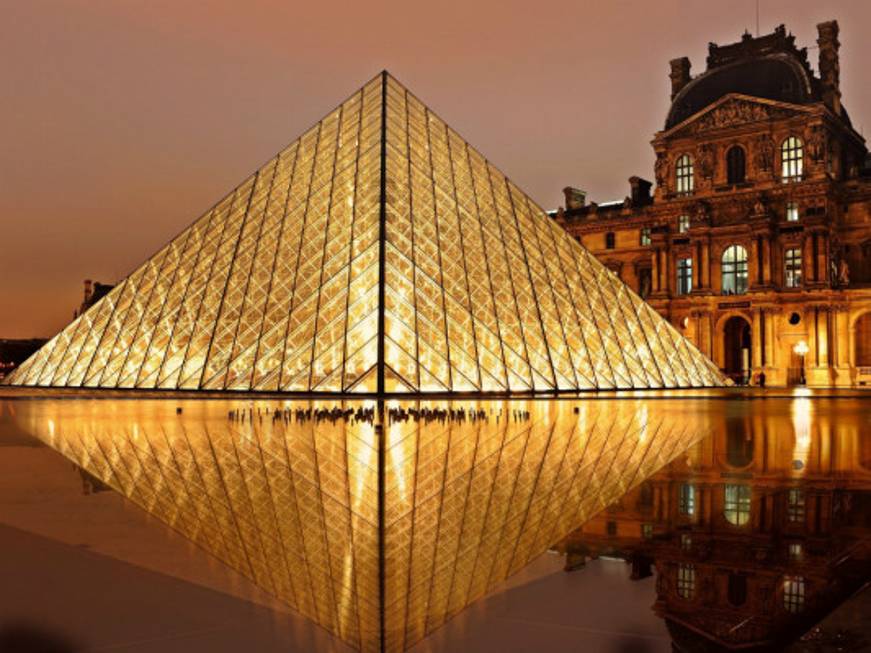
[{"left": 1, "top": 391, "right": 869, "bottom": 652}]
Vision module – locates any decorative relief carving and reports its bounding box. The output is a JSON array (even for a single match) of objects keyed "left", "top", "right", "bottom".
[{"left": 694, "top": 100, "right": 772, "bottom": 132}]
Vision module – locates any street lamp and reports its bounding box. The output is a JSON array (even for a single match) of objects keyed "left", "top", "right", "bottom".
[{"left": 793, "top": 340, "right": 809, "bottom": 386}]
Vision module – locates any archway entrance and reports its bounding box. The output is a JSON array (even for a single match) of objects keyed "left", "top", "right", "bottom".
[{"left": 723, "top": 316, "right": 751, "bottom": 384}]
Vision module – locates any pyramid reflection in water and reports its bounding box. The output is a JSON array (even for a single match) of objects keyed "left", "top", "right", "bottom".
[
  {"left": 5, "top": 73, "right": 723, "bottom": 393},
  {"left": 11, "top": 398, "right": 713, "bottom": 652}
]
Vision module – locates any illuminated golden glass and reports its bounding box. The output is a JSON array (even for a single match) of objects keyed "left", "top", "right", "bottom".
[
  {"left": 3, "top": 73, "right": 724, "bottom": 393},
  {"left": 7, "top": 397, "right": 714, "bottom": 651}
]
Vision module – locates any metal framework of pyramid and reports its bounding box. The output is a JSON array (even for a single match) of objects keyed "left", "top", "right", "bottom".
[{"left": 5, "top": 72, "right": 724, "bottom": 393}]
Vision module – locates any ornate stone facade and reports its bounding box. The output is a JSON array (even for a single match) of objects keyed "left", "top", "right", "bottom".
[{"left": 553, "top": 22, "right": 871, "bottom": 386}]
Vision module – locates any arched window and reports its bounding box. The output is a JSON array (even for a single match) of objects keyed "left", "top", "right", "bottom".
[
  {"left": 675, "top": 154, "right": 694, "bottom": 195},
  {"left": 781, "top": 136, "right": 804, "bottom": 181},
  {"left": 721, "top": 245, "right": 749, "bottom": 294},
  {"left": 726, "top": 146, "right": 746, "bottom": 184}
]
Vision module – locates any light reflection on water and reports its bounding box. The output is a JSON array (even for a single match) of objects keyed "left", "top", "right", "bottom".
[{"left": 1, "top": 393, "right": 869, "bottom": 652}]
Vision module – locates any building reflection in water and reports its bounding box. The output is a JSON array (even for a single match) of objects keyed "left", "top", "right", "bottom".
[
  {"left": 560, "top": 397, "right": 871, "bottom": 651},
  {"left": 4, "top": 396, "right": 714, "bottom": 653}
]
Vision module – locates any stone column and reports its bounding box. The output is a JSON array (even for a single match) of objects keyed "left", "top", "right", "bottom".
[
  {"left": 751, "top": 309, "right": 763, "bottom": 371},
  {"left": 762, "top": 238, "right": 772, "bottom": 285}
]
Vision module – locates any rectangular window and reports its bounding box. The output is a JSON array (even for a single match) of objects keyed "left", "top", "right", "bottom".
[
  {"left": 783, "top": 576, "right": 805, "bottom": 613},
  {"left": 724, "top": 484, "right": 752, "bottom": 526},
  {"left": 605, "top": 232, "right": 616, "bottom": 249},
  {"left": 640, "top": 227, "right": 651, "bottom": 246},
  {"left": 677, "top": 564, "right": 695, "bottom": 599},
  {"left": 642, "top": 523, "right": 653, "bottom": 539},
  {"left": 781, "top": 137, "right": 804, "bottom": 182},
  {"left": 676, "top": 155, "right": 694, "bottom": 195},
  {"left": 606, "top": 520, "right": 617, "bottom": 536},
  {"left": 681, "top": 533, "right": 693, "bottom": 551},
  {"left": 678, "top": 214, "right": 690, "bottom": 233},
  {"left": 677, "top": 257, "right": 693, "bottom": 295},
  {"left": 785, "top": 248, "right": 802, "bottom": 288},
  {"left": 788, "top": 543, "right": 803, "bottom": 560},
  {"left": 787, "top": 488, "right": 805, "bottom": 523},
  {"left": 786, "top": 202, "right": 800, "bottom": 221},
  {"left": 679, "top": 483, "right": 696, "bottom": 516}
]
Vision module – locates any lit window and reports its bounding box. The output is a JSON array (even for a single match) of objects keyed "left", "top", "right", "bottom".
[
  {"left": 785, "top": 248, "right": 802, "bottom": 288},
  {"left": 681, "top": 533, "right": 693, "bottom": 551},
  {"left": 677, "top": 564, "right": 696, "bottom": 599},
  {"left": 678, "top": 214, "right": 690, "bottom": 233},
  {"left": 642, "top": 523, "right": 653, "bottom": 539},
  {"left": 724, "top": 484, "right": 751, "bottom": 525},
  {"left": 677, "top": 257, "right": 693, "bottom": 295},
  {"left": 787, "top": 488, "right": 805, "bottom": 523},
  {"left": 721, "top": 245, "right": 749, "bottom": 295},
  {"left": 640, "top": 227, "right": 651, "bottom": 246},
  {"left": 676, "top": 155, "right": 694, "bottom": 195},
  {"left": 786, "top": 202, "right": 800, "bottom": 221},
  {"left": 679, "top": 483, "right": 696, "bottom": 516},
  {"left": 788, "top": 543, "right": 803, "bottom": 560},
  {"left": 781, "top": 137, "right": 804, "bottom": 181},
  {"left": 605, "top": 232, "right": 616, "bottom": 249},
  {"left": 783, "top": 576, "right": 805, "bottom": 613},
  {"left": 726, "top": 146, "right": 746, "bottom": 184}
]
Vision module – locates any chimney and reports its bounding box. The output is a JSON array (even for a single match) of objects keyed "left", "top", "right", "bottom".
[
  {"left": 563, "top": 186, "right": 586, "bottom": 210},
  {"left": 629, "top": 177, "right": 653, "bottom": 206},
  {"left": 83, "top": 279, "right": 93, "bottom": 303},
  {"left": 817, "top": 20, "right": 841, "bottom": 115},
  {"left": 669, "top": 57, "right": 691, "bottom": 101}
]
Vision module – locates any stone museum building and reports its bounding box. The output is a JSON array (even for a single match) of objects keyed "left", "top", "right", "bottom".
[{"left": 553, "top": 21, "right": 871, "bottom": 386}]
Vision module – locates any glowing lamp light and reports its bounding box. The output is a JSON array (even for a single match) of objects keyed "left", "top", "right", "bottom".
[{"left": 792, "top": 341, "right": 809, "bottom": 357}]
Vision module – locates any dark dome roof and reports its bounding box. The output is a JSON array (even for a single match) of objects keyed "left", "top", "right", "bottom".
[{"left": 666, "top": 54, "right": 817, "bottom": 129}]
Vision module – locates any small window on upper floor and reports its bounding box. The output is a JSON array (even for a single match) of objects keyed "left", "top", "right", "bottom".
[
  {"left": 786, "top": 202, "right": 800, "bottom": 222},
  {"left": 678, "top": 214, "right": 690, "bottom": 233},
  {"left": 640, "top": 227, "right": 651, "bottom": 246},
  {"left": 605, "top": 232, "right": 616, "bottom": 249},
  {"left": 676, "top": 154, "right": 694, "bottom": 195},
  {"left": 727, "top": 146, "right": 746, "bottom": 184},
  {"left": 782, "top": 136, "right": 804, "bottom": 182}
]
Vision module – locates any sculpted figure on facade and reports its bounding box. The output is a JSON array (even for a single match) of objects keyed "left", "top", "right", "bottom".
[
  {"left": 754, "top": 135, "right": 775, "bottom": 172},
  {"left": 654, "top": 152, "right": 669, "bottom": 189},
  {"left": 697, "top": 143, "right": 716, "bottom": 180},
  {"left": 807, "top": 125, "right": 827, "bottom": 163}
]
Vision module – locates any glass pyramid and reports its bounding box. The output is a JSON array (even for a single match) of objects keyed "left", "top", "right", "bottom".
[
  {"left": 4, "top": 72, "right": 724, "bottom": 393},
  {"left": 6, "top": 397, "right": 715, "bottom": 652}
]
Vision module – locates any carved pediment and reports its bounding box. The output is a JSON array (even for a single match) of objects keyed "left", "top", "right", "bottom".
[{"left": 663, "top": 95, "right": 812, "bottom": 138}]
